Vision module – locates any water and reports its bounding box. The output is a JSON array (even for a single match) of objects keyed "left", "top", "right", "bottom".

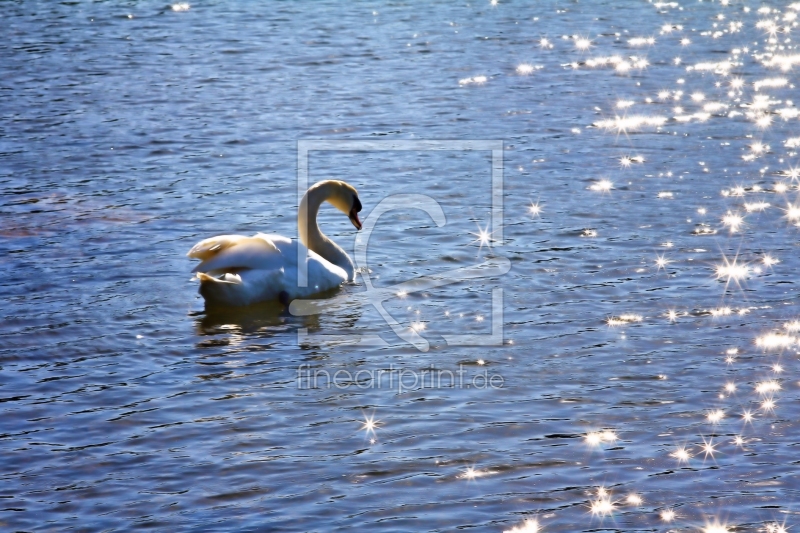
[{"left": 2, "top": 1, "right": 800, "bottom": 531}]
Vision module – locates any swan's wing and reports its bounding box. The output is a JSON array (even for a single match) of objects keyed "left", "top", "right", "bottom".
[
  {"left": 188, "top": 234, "right": 283, "bottom": 274},
  {"left": 253, "top": 233, "right": 348, "bottom": 291}
]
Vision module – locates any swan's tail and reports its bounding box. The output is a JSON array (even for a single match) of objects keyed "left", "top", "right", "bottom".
[
  {"left": 187, "top": 234, "right": 293, "bottom": 306},
  {"left": 197, "top": 272, "right": 248, "bottom": 306}
]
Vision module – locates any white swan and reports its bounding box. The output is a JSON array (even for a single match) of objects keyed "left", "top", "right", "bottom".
[{"left": 187, "top": 180, "right": 363, "bottom": 306}]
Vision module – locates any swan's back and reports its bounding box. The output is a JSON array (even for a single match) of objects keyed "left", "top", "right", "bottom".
[
  {"left": 188, "top": 235, "right": 282, "bottom": 274},
  {"left": 188, "top": 233, "right": 348, "bottom": 306}
]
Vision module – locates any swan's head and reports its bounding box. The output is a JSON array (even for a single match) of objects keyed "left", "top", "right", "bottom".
[{"left": 320, "top": 180, "right": 363, "bottom": 230}]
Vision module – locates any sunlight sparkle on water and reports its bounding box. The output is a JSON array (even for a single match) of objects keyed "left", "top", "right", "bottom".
[
  {"left": 595, "top": 115, "right": 667, "bottom": 132},
  {"left": 503, "top": 519, "right": 540, "bottom": 533},
  {"left": 655, "top": 254, "right": 671, "bottom": 270},
  {"left": 702, "top": 520, "right": 730, "bottom": 533},
  {"left": 607, "top": 314, "right": 642, "bottom": 326},
  {"left": 755, "top": 380, "right": 781, "bottom": 394},
  {"left": 585, "top": 430, "right": 618, "bottom": 447},
  {"left": 784, "top": 203, "right": 800, "bottom": 222},
  {"left": 589, "top": 179, "right": 613, "bottom": 192},
  {"left": 784, "top": 167, "right": 800, "bottom": 181},
  {"left": 754, "top": 77, "right": 788, "bottom": 91},
  {"left": 744, "top": 201, "right": 770, "bottom": 212},
  {"left": 765, "top": 523, "right": 789, "bottom": 533},
  {"left": 758, "top": 400, "right": 774, "bottom": 417},
  {"left": 721, "top": 211, "right": 744, "bottom": 232},
  {"left": 756, "top": 333, "right": 796, "bottom": 350},
  {"left": 783, "top": 320, "right": 800, "bottom": 332},
  {"left": 672, "top": 446, "right": 691, "bottom": 463},
  {"left": 459, "top": 76, "right": 487, "bottom": 85},
  {"left": 701, "top": 438, "right": 719, "bottom": 460},
  {"left": 469, "top": 224, "right": 494, "bottom": 253},
  {"left": 756, "top": 114, "right": 773, "bottom": 129},
  {"left": 626, "top": 494, "right": 642, "bottom": 505},
  {"left": 628, "top": 37, "right": 655, "bottom": 46},
  {"left": 703, "top": 102, "right": 727, "bottom": 113},
  {"left": 715, "top": 256, "right": 749, "bottom": 287},
  {"left": 516, "top": 63, "right": 535, "bottom": 75},
  {"left": 590, "top": 497, "right": 615, "bottom": 517},
  {"left": 361, "top": 413, "right": 380, "bottom": 437},
  {"left": 661, "top": 509, "right": 676, "bottom": 522},
  {"left": 462, "top": 467, "right": 488, "bottom": 480}
]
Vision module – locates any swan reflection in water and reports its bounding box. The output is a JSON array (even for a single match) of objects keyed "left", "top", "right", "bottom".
[{"left": 194, "top": 286, "right": 361, "bottom": 340}]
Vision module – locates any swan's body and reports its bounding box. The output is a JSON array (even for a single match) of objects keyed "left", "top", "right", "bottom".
[{"left": 188, "top": 180, "right": 363, "bottom": 306}]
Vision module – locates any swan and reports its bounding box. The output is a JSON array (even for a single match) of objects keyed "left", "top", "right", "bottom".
[{"left": 187, "top": 180, "right": 363, "bottom": 306}]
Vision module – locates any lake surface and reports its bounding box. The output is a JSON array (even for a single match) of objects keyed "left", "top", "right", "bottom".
[{"left": 2, "top": 1, "right": 800, "bottom": 531}]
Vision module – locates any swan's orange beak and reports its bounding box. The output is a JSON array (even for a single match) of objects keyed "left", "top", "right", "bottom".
[{"left": 349, "top": 208, "right": 362, "bottom": 230}]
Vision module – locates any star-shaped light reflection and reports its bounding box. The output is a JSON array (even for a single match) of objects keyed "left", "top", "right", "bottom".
[
  {"left": 590, "top": 497, "right": 615, "bottom": 517},
  {"left": 672, "top": 446, "right": 691, "bottom": 463},
  {"left": 655, "top": 254, "right": 672, "bottom": 271},
  {"left": 715, "top": 254, "right": 750, "bottom": 291},
  {"left": 469, "top": 223, "right": 496, "bottom": 254},
  {"left": 701, "top": 437, "right": 718, "bottom": 460},
  {"left": 361, "top": 413, "right": 380, "bottom": 438},
  {"left": 761, "top": 397, "right": 776, "bottom": 412},
  {"left": 721, "top": 211, "right": 744, "bottom": 233}
]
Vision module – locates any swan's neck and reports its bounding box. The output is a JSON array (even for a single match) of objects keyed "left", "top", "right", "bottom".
[{"left": 298, "top": 183, "right": 355, "bottom": 281}]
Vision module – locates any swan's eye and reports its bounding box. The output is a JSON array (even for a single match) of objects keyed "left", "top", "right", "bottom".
[{"left": 352, "top": 195, "right": 362, "bottom": 213}]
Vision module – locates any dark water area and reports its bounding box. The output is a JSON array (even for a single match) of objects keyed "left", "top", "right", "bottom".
[{"left": 2, "top": 1, "right": 800, "bottom": 531}]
